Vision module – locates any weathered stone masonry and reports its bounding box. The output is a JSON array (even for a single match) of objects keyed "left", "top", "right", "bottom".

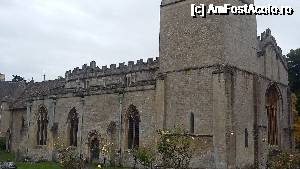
[{"left": 0, "top": 0, "right": 294, "bottom": 169}]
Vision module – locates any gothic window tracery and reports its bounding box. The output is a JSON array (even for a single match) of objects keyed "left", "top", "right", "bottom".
[
  {"left": 266, "top": 84, "right": 281, "bottom": 145},
  {"left": 127, "top": 105, "right": 140, "bottom": 149},
  {"left": 68, "top": 108, "right": 79, "bottom": 146},
  {"left": 37, "top": 106, "right": 48, "bottom": 145}
]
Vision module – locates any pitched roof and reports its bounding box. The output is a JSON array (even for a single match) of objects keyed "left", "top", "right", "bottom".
[{"left": 0, "top": 81, "right": 25, "bottom": 104}]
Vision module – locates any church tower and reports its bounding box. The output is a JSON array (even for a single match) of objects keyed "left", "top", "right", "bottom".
[{"left": 159, "top": 0, "right": 257, "bottom": 73}]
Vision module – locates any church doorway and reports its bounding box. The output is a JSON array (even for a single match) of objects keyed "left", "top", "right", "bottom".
[
  {"left": 88, "top": 130, "right": 100, "bottom": 163},
  {"left": 90, "top": 137, "right": 100, "bottom": 162}
]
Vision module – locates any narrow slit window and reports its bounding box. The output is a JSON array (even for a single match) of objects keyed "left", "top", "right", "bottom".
[
  {"left": 190, "top": 113, "right": 195, "bottom": 134},
  {"left": 245, "top": 128, "right": 249, "bottom": 148}
]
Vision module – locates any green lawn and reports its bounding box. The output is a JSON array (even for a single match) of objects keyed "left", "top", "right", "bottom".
[
  {"left": 17, "top": 163, "right": 126, "bottom": 169},
  {"left": 17, "top": 162, "right": 62, "bottom": 169},
  {"left": 0, "top": 151, "right": 126, "bottom": 169}
]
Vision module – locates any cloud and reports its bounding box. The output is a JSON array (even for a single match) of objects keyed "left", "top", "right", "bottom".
[{"left": 0, "top": 0, "right": 298, "bottom": 81}]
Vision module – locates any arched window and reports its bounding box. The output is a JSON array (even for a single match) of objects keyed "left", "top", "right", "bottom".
[
  {"left": 68, "top": 108, "right": 79, "bottom": 146},
  {"left": 266, "top": 84, "right": 281, "bottom": 145},
  {"left": 190, "top": 113, "right": 195, "bottom": 134},
  {"left": 127, "top": 105, "right": 140, "bottom": 149},
  {"left": 37, "top": 106, "right": 48, "bottom": 145}
]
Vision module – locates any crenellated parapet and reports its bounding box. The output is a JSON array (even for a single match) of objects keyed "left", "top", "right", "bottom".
[
  {"left": 65, "top": 57, "right": 159, "bottom": 81},
  {"left": 257, "top": 28, "right": 288, "bottom": 70},
  {"left": 64, "top": 57, "right": 159, "bottom": 90}
]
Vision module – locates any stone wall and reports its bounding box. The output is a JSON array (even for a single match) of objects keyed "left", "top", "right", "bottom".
[
  {"left": 11, "top": 109, "right": 27, "bottom": 160},
  {"left": 0, "top": 102, "right": 11, "bottom": 138}
]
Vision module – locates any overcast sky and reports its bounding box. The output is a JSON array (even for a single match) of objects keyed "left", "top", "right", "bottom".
[{"left": 0, "top": 0, "right": 299, "bottom": 82}]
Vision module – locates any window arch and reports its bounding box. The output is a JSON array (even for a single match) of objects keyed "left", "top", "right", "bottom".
[
  {"left": 265, "top": 84, "right": 281, "bottom": 145},
  {"left": 37, "top": 106, "right": 48, "bottom": 145},
  {"left": 68, "top": 108, "right": 79, "bottom": 146},
  {"left": 190, "top": 113, "right": 195, "bottom": 134},
  {"left": 127, "top": 105, "right": 140, "bottom": 149}
]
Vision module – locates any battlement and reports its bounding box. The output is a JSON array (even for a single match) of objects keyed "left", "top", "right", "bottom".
[
  {"left": 65, "top": 57, "right": 159, "bottom": 81},
  {"left": 257, "top": 28, "right": 287, "bottom": 69}
]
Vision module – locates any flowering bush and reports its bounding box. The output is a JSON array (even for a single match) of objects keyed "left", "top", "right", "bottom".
[
  {"left": 157, "top": 127, "right": 195, "bottom": 169},
  {"left": 54, "top": 139, "right": 85, "bottom": 169},
  {"left": 267, "top": 146, "right": 300, "bottom": 169},
  {"left": 98, "top": 136, "right": 116, "bottom": 166}
]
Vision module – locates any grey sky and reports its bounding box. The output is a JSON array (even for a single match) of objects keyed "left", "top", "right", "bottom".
[{"left": 0, "top": 0, "right": 299, "bottom": 82}]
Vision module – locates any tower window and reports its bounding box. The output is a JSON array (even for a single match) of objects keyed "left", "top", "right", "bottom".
[
  {"left": 245, "top": 128, "right": 249, "bottom": 148},
  {"left": 190, "top": 113, "right": 195, "bottom": 134}
]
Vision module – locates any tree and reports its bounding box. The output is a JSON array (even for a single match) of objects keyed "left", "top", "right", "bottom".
[
  {"left": 287, "top": 48, "right": 300, "bottom": 115},
  {"left": 292, "top": 94, "right": 300, "bottom": 149},
  {"left": 11, "top": 75, "right": 24, "bottom": 82}
]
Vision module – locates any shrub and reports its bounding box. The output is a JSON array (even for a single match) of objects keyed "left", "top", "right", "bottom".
[
  {"left": 157, "top": 127, "right": 195, "bottom": 169},
  {"left": 132, "top": 146, "right": 156, "bottom": 169},
  {"left": 0, "top": 137, "right": 6, "bottom": 151},
  {"left": 267, "top": 146, "right": 300, "bottom": 169},
  {"left": 54, "top": 140, "right": 85, "bottom": 169}
]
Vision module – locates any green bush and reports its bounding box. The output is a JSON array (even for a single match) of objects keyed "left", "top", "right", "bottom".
[
  {"left": 132, "top": 146, "right": 156, "bottom": 169},
  {"left": 54, "top": 140, "right": 85, "bottom": 169},
  {"left": 267, "top": 146, "right": 300, "bottom": 169},
  {"left": 0, "top": 137, "right": 6, "bottom": 151},
  {"left": 157, "top": 127, "right": 194, "bottom": 169},
  {"left": 0, "top": 150, "right": 15, "bottom": 162}
]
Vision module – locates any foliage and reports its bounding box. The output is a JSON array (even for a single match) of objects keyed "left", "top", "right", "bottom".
[
  {"left": 132, "top": 146, "right": 156, "bottom": 169},
  {"left": 54, "top": 139, "right": 85, "bottom": 169},
  {"left": 287, "top": 48, "right": 300, "bottom": 115},
  {"left": 0, "top": 150, "right": 15, "bottom": 162},
  {"left": 16, "top": 162, "right": 127, "bottom": 169},
  {"left": 267, "top": 145, "right": 300, "bottom": 169},
  {"left": 157, "top": 127, "right": 195, "bottom": 169},
  {"left": 11, "top": 75, "right": 24, "bottom": 82},
  {"left": 293, "top": 94, "right": 300, "bottom": 149},
  {"left": 96, "top": 134, "right": 120, "bottom": 167},
  {"left": 0, "top": 138, "right": 6, "bottom": 151}
]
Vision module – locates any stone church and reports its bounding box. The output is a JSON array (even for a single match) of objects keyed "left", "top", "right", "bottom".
[{"left": 0, "top": 0, "right": 294, "bottom": 168}]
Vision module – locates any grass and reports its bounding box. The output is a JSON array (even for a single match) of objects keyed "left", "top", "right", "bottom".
[
  {"left": 0, "top": 151, "right": 126, "bottom": 169},
  {"left": 17, "top": 162, "right": 62, "bottom": 169},
  {"left": 17, "top": 163, "right": 127, "bottom": 169}
]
